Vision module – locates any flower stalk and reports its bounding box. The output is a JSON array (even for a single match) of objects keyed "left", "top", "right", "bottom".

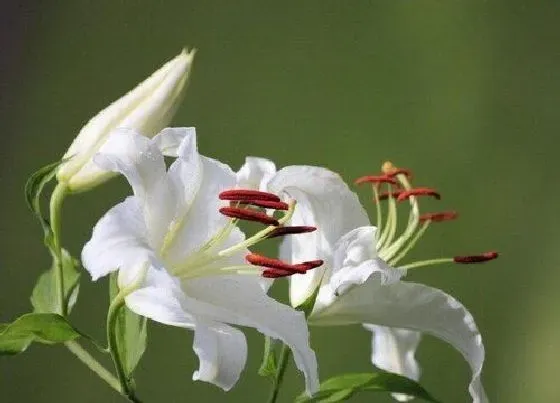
[
  {"left": 49, "top": 182, "right": 68, "bottom": 316},
  {"left": 267, "top": 344, "right": 291, "bottom": 403}
]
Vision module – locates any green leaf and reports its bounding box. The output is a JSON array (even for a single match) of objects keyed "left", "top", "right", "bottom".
[
  {"left": 258, "top": 335, "right": 278, "bottom": 379},
  {"left": 295, "top": 371, "right": 441, "bottom": 403},
  {"left": 31, "top": 248, "right": 81, "bottom": 314},
  {"left": 110, "top": 274, "right": 147, "bottom": 378},
  {"left": 24, "top": 160, "right": 64, "bottom": 243},
  {"left": 0, "top": 313, "right": 80, "bottom": 355},
  {"left": 295, "top": 279, "right": 322, "bottom": 318}
]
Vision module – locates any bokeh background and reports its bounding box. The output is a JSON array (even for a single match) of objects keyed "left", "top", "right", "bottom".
[{"left": 1, "top": 1, "right": 559, "bottom": 402}]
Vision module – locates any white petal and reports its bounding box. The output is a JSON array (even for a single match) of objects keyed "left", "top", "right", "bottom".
[
  {"left": 192, "top": 322, "right": 247, "bottom": 391},
  {"left": 123, "top": 265, "right": 194, "bottom": 328},
  {"left": 181, "top": 275, "right": 319, "bottom": 395},
  {"left": 311, "top": 279, "right": 487, "bottom": 403},
  {"left": 82, "top": 197, "right": 153, "bottom": 281},
  {"left": 267, "top": 165, "right": 369, "bottom": 307},
  {"left": 236, "top": 157, "right": 277, "bottom": 190},
  {"left": 153, "top": 127, "right": 196, "bottom": 157},
  {"left": 364, "top": 325, "right": 421, "bottom": 402},
  {"left": 94, "top": 130, "right": 175, "bottom": 246},
  {"left": 163, "top": 155, "right": 236, "bottom": 267}
]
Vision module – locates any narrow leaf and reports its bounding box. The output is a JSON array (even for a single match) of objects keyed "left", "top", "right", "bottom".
[
  {"left": 110, "top": 274, "right": 147, "bottom": 378},
  {"left": 258, "top": 335, "right": 277, "bottom": 379},
  {"left": 31, "top": 248, "right": 81, "bottom": 314},
  {"left": 24, "top": 160, "right": 64, "bottom": 241},
  {"left": 295, "top": 371, "right": 440, "bottom": 403},
  {"left": 0, "top": 313, "right": 80, "bottom": 355}
]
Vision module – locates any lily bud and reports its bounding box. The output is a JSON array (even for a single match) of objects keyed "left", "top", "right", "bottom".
[{"left": 57, "top": 49, "right": 195, "bottom": 192}]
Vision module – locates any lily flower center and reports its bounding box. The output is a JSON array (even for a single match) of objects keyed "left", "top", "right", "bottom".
[
  {"left": 166, "top": 189, "right": 324, "bottom": 279},
  {"left": 354, "top": 161, "right": 498, "bottom": 270}
]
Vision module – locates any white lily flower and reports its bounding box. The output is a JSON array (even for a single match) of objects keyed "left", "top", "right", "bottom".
[
  {"left": 81, "top": 129, "right": 319, "bottom": 394},
  {"left": 57, "top": 49, "right": 194, "bottom": 192},
  {"left": 238, "top": 157, "right": 497, "bottom": 403}
]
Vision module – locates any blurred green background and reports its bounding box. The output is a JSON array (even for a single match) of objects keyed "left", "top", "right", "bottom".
[{"left": 1, "top": 1, "right": 559, "bottom": 402}]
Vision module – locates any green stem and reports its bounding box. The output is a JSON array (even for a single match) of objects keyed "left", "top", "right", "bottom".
[
  {"left": 49, "top": 182, "right": 68, "bottom": 316},
  {"left": 106, "top": 268, "right": 147, "bottom": 403},
  {"left": 107, "top": 290, "right": 137, "bottom": 401},
  {"left": 267, "top": 344, "right": 291, "bottom": 403},
  {"left": 65, "top": 340, "right": 120, "bottom": 392}
]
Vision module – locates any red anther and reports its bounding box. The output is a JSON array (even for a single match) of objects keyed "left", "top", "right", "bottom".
[
  {"left": 219, "top": 207, "right": 279, "bottom": 226},
  {"left": 293, "top": 259, "right": 324, "bottom": 271},
  {"left": 219, "top": 189, "right": 280, "bottom": 202},
  {"left": 262, "top": 269, "right": 294, "bottom": 278},
  {"left": 377, "top": 190, "right": 404, "bottom": 201},
  {"left": 385, "top": 168, "right": 413, "bottom": 179},
  {"left": 453, "top": 251, "right": 499, "bottom": 264},
  {"left": 419, "top": 211, "right": 458, "bottom": 223},
  {"left": 246, "top": 253, "right": 304, "bottom": 272},
  {"left": 397, "top": 187, "right": 441, "bottom": 202},
  {"left": 267, "top": 226, "right": 317, "bottom": 239},
  {"left": 237, "top": 200, "right": 289, "bottom": 211},
  {"left": 354, "top": 175, "right": 398, "bottom": 186},
  {"left": 261, "top": 260, "right": 324, "bottom": 278}
]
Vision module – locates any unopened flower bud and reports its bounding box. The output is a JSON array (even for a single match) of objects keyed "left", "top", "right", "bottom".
[{"left": 57, "top": 49, "right": 195, "bottom": 192}]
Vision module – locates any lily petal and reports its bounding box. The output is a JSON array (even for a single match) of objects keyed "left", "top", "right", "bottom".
[
  {"left": 236, "top": 157, "right": 277, "bottom": 190},
  {"left": 192, "top": 322, "right": 248, "bottom": 391},
  {"left": 123, "top": 264, "right": 194, "bottom": 328},
  {"left": 164, "top": 155, "right": 237, "bottom": 267},
  {"left": 82, "top": 197, "right": 153, "bottom": 281},
  {"left": 94, "top": 130, "right": 175, "bottom": 246},
  {"left": 181, "top": 275, "right": 319, "bottom": 395},
  {"left": 267, "top": 166, "right": 369, "bottom": 307},
  {"left": 364, "top": 324, "right": 421, "bottom": 402},
  {"left": 311, "top": 279, "right": 487, "bottom": 403},
  {"left": 153, "top": 127, "right": 196, "bottom": 157}
]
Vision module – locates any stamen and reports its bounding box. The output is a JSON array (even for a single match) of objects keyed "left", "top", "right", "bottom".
[
  {"left": 397, "top": 187, "right": 441, "bottom": 202},
  {"left": 267, "top": 226, "right": 317, "bottom": 238},
  {"left": 453, "top": 251, "right": 499, "bottom": 264},
  {"left": 262, "top": 260, "right": 324, "bottom": 278},
  {"left": 219, "top": 189, "right": 281, "bottom": 202},
  {"left": 236, "top": 200, "right": 290, "bottom": 210},
  {"left": 377, "top": 190, "right": 403, "bottom": 201},
  {"left": 246, "top": 253, "right": 305, "bottom": 273},
  {"left": 219, "top": 207, "right": 279, "bottom": 226},
  {"left": 419, "top": 211, "right": 458, "bottom": 223},
  {"left": 354, "top": 175, "right": 398, "bottom": 186}
]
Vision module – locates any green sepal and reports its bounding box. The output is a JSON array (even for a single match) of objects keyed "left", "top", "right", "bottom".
[
  {"left": 31, "top": 248, "right": 81, "bottom": 314},
  {"left": 295, "top": 371, "right": 441, "bottom": 403},
  {"left": 24, "top": 160, "right": 64, "bottom": 245},
  {"left": 258, "top": 335, "right": 278, "bottom": 379},
  {"left": 109, "top": 274, "right": 147, "bottom": 379},
  {"left": 0, "top": 313, "right": 80, "bottom": 355}
]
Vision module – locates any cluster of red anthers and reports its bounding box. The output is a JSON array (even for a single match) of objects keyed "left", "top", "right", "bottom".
[
  {"left": 218, "top": 189, "right": 324, "bottom": 278},
  {"left": 354, "top": 165, "right": 498, "bottom": 265}
]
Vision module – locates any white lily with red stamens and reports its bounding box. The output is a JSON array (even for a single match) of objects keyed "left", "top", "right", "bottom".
[
  {"left": 81, "top": 128, "right": 320, "bottom": 394},
  {"left": 237, "top": 157, "right": 497, "bottom": 403}
]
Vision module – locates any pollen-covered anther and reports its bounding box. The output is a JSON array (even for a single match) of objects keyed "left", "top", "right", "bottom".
[
  {"left": 267, "top": 226, "right": 317, "bottom": 239},
  {"left": 235, "top": 199, "right": 289, "bottom": 211},
  {"left": 354, "top": 175, "right": 398, "bottom": 186},
  {"left": 453, "top": 251, "right": 499, "bottom": 264},
  {"left": 419, "top": 211, "right": 458, "bottom": 223},
  {"left": 397, "top": 187, "right": 441, "bottom": 202},
  {"left": 219, "top": 189, "right": 281, "bottom": 202},
  {"left": 219, "top": 207, "right": 279, "bottom": 226}
]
